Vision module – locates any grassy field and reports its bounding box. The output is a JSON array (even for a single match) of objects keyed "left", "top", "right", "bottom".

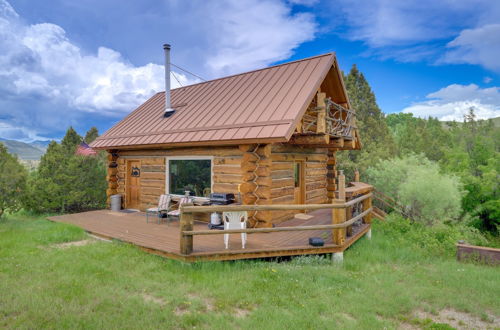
[{"left": 0, "top": 213, "right": 499, "bottom": 329}]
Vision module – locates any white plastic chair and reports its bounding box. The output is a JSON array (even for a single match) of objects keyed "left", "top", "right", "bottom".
[
  {"left": 146, "top": 194, "right": 171, "bottom": 224},
  {"left": 222, "top": 211, "right": 247, "bottom": 249}
]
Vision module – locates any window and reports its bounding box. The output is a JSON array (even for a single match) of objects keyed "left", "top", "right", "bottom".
[{"left": 167, "top": 157, "right": 212, "bottom": 197}]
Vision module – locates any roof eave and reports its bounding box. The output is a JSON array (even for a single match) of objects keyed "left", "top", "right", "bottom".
[{"left": 91, "top": 136, "right": 289, "bottom": 151}]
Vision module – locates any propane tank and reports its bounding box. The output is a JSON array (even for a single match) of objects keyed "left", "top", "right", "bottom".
[{"left": 210, "top": 212, "right": 222, "bottom": 225}]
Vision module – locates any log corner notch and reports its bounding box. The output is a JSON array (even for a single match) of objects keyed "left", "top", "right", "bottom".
[
  {"left": 239, "top": 144, "right": 273, "bottom": 228},
  {"left": 106, "top": 150, "right": 119, "bottom": 207},
  {"left": 326, "top": 150, "right": 337, "bottom": 203}
]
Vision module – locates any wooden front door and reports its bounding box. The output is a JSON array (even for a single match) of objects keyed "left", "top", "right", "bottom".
[
  {"left": 294, "top": 160, "right": 305, "bottom": 211},
  {"left": 126, "top": 160, "right": 141, "bottom": 209}
]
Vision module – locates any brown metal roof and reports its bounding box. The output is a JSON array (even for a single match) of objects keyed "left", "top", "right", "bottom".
[{"left": 91, "top": 53, "right": 337, "bottom": 149}]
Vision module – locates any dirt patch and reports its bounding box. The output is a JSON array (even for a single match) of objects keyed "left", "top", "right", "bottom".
[
  {"left": 340, "top": 313, "right": 356, "bottom": 322},
  {"left": 188, "top": 293, "right": 215, "bottom": 312},
  {"left": 49, "top": 239, "right": 97, "bottom": 249},
  {"left": 142, "top": 293, "right": 167, "bottom": 306},
  {"left": 173, "top": 293, "right": 252, "bottom": 318},
  {"left": 174, "top": 304, "right": 190, "bottom": 316},
  {"left": 234, "top": 307, "right": 251, "bottom": 318},
  {"left": 410, "top": 308, "right": 499, "bottom": 329}
]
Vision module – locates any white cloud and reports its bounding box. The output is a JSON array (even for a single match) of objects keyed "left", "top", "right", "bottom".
[
  {"left": 177, "top": 0, "right": 317, "bottom": 76},
  {"left": 287, "top": 0, "right": 319, "bottom": 6},
  {"left": 0, "top": 11, "right": 194, "bottom": 115},
  {"left": 0, "top": 0, "right": 317, "bottom": 140},
  {"left": 402, "top": 84, "right": 500, "bottom": 121},
  {"left": 443, "top": 24, "right": 500, "bottom": 73},
  {"left": 334, "top": 0, "right": 474, "bottom": 47}
]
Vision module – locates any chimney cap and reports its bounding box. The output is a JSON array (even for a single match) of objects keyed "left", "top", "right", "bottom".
[{"left": 163, "top": 43, "right": 171, "bottom": 50}]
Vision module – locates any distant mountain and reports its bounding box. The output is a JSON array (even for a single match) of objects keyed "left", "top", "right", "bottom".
[
  {"left": 30, "top": 140, "right": 52, "bottom": 151},
  {"left": 0, "top": 138, "right": 49, "bottom": 160}
]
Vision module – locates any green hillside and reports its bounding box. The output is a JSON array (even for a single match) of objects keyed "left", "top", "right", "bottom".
[
  {"left": 0, "top": 139, "right": 46, "bottom": 160},
  {"left": 441, "top": 116, "right": 500, "bottom": 129}
]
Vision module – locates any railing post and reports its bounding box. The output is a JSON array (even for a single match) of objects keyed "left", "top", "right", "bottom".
[
  {"left": 332, "top": 171, "right": 346, "bottom": 246},
  {"left": 346, "top": 204, "right": 353, "bottom": 237},
  {"left": 362, "top": 194, "right": 372, "bottom": 224},
  {"left": 180, "top": 203, "right": 194, "bottom": 255},
  {"left": 354, "top": 169, "right": 360, "bottom": 182}
]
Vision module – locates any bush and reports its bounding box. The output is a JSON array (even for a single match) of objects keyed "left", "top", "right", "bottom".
[{"left": 367, "top": 154, "right": 463, "bottom": 225}]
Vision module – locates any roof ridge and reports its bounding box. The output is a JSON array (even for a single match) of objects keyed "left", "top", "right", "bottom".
[{"left": 168, "top": 52, "right": 335, "bottom": 92}]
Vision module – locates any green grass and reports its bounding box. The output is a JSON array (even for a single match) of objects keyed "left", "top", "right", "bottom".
[{"left": 0, "top": 213, "right": 499, "bottom": 329}]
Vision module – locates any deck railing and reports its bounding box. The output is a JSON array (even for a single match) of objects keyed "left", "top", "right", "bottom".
[{"left": 178, "top": 172, "right": 373, "bottom": 255}]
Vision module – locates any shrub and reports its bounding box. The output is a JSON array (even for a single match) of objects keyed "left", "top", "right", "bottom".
[
  {"left": 378, "top": 213, "right": 490, "bottom": 257},
  {"left": 0, "top": 143, "right": 28, "bottom": 217},
  {"left": 367, "top": 154, "right": 463, "bottom": 225}
]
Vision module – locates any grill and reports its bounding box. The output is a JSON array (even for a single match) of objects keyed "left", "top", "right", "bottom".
[{"left": 209, "top": 193, "right": 235, "bottom": 205}]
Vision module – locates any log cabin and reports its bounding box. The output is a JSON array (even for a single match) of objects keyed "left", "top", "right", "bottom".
[{"left": 90, "top": 47, "right": 362, "bottom": 228}]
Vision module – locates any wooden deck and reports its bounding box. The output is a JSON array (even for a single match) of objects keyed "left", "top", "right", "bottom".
[{"left": 48, "top": 209, "right": 370, "bottom": 262}]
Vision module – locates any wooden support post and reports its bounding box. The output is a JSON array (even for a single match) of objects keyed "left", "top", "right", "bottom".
[
  {"left": 296, "top": 121, "right": 303, "bottom": 134},
  {"left": 180, "top": 203, "right": 194, "bottom": 255},
  {"left": 338, "top": 171, "right": 345, "bottom": 201},
  {"left": 332, "top": 171, "right": 346, "bottom": 246},
  {"left": 317, "top": 91, "right": 327, "bottom": 134},
  {"left": 354, "top": 169, "right": 360, "bottom": 182},
  {"left": 362, "top": 194, "right": 372, "bottom": 224}
]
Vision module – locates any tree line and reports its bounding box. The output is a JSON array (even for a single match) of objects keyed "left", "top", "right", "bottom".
[
  {"left": 341, "top": 65, "right": 498, "bottom": 235},
  {"left": 0, "top": 127, "right": 107, "bottom": 216}
]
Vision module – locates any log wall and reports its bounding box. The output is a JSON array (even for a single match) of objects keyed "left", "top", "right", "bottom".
[
  {"left": 271, "top": 144, "right": 329, "bottom": 223},
  {"left": 109, "top": 144, "right": 333, "bottom": 225},
  {"left": 114, "top": 146, "right": 243, "bottom": 211}
]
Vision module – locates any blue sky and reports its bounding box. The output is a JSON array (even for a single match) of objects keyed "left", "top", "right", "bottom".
[{"left": 0, "top": 0, "right": 499, "bottom": 142}]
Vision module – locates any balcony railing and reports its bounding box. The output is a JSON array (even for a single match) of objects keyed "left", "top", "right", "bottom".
[{"left": 299, "top": 96, "right": 356, "bottom": 139}]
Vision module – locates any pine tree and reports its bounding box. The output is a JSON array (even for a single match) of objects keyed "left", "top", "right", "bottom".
[
  {"left": 26, "top": 127, "right": 106, "bottom": 213},
  {"left": 84, "top": 127, "right": 99, "bottom": 144},
  {"left": 337, "top": 65, "right": 396, "bottom": 178},
  {"left": 61, "top": 127, "right": 82, "bottom": 155}
]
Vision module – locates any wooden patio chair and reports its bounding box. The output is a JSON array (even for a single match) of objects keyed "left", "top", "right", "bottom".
[
  {"left": 222, "top": 211, "right": 247, "bottom": 249},
  {"left": 166, "top": 195, "right": 193, "bottom": 225},
  {"left": 146, "top": 194, "right": 171, "bottom": 224}
]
